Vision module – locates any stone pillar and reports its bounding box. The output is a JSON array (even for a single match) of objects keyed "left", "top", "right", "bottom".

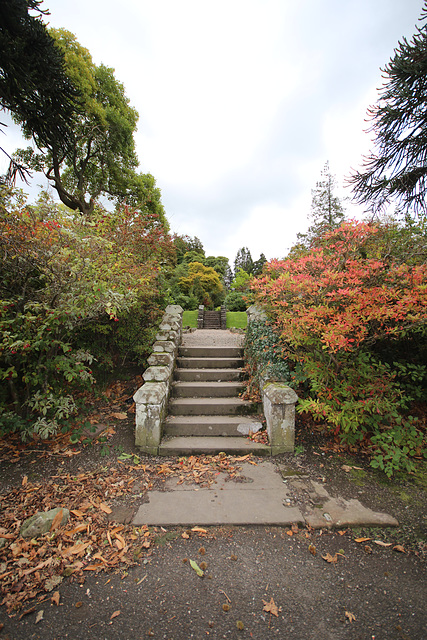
[
  {"left": 197, "top": 305, "right": 204, "bottom": 329},
  {"left": 134, "top": 382, "right": 168, "bottom": 454},
  {"left": 262, "top": 383, "right": 298, "bottom": 455}
]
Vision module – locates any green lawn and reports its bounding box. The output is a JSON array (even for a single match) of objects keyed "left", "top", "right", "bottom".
[
  {"left": 181, "top": 310, "right": 247, "bottom": 329},
  {"left": 226, "top": 312, "right": 247, "bottom": 329},
  {"left": 182, "top": 310, "right": 198, "bottom": 328}
]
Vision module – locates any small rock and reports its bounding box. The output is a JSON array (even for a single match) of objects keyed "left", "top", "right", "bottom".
[{"left": 20, "top": 507, "right": 69, "bottom": 538}]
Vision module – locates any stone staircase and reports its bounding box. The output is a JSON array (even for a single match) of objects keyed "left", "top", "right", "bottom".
[
  {"left": 159, "top": 343, "right": 270, "bottom": 455},
  {"left": 202, "top": 310, "right": 221, "bottom": 329}
]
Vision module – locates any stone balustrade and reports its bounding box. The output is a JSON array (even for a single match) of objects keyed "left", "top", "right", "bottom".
[{"left": 134, "top": 305, "right": 183, "bottom": 453}]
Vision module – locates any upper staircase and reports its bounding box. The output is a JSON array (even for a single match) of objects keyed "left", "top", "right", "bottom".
[{"left": 159, "top": 337, "right": 270, "bottom": 455}]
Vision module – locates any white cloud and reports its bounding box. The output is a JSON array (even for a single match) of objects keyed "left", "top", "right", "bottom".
[{"left": 5, "top": 0, "right": 425, "bottom": 264}]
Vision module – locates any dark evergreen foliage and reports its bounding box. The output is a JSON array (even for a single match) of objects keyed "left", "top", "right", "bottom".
[
  {"left": 0, "top": 0, "right": 79, "bottom": 182},
  {"left": 350, "top": 3, "right": 427, "bottom": 218}
]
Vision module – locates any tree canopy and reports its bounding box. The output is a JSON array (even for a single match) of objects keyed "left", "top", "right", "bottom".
[
  {"left": 350, "top": 3, "right": 427, "bottom": 219},
  {"left": 0, "top": 0, "right": 79, "bottom": 182},
  {"left": 13, "top": 27, "right": 168, "bottom": 225}
]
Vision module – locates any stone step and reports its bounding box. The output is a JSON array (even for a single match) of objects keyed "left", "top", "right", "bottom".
[
  {"left": 164, "top": 415, "right": 263, "bottom": 437},
  {"left": 174, "top": 368, "right": 243, "bottom": 382},
  {"left": 171, "top": 381, "right": 245, "bottom": 398},
  {"left": 168, "top": 397, "right": 257, "bottom": 416},
  {"left": 158, "top": 436, "right": 270, "bottom": 456},
  {"left": 177, "top": 357, "right": 243, "bottom": 369},
  {"left": 178, "top": 346, "right": 243, "bottom": 358}
]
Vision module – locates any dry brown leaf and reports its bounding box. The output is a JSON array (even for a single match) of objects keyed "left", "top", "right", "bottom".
[
  {"left": 262, "top": 597, "right": 280, "bottom": 617},
  {"left": 345, "top": 611, "right": 356, "bottom": 623},
  {"left": 322, "top": 553, "right": 338, "bottom": 563},
  {"left": 114, "top": 533, "right": 126, "bottom": 548},
  {"left": 393, "top": 545, "right": 405, "bottom": 553},
  {"left": 22, "top": 475, "right": 28, "bottom": 486},
  {"left": 286, "top": 530, "right": 293, "bottom": 536},
  {"left": 182, "top": 532, "right": 190, "bottom": 539},
  {"left": 62, "top": 542, "right": 90, "bottom": 558},
  {"left": 99, "top": 502, "right": 112, "bottom": 515},
  {"left": 51, "top": 592, "right": 60, "bottom": 606},
  {"left": 110, "top": 610, "right": 121, "bottom": 620},
  {"left": 49, "top": 508, "right": 64, "bottom": 533},
  {"left": 64, "top": 524, "right": 87, "bottom": 537},
  {"left": 111, "top": 412, "right": 127, "bottom": 420},
  {"left": 354, "top": 537, "right": 371, "bottom": 543},
  {"left": 191, "top": 527, "right": 207, "bottom": 534},
  {"left": 71, "top": 509, "right": 85, "bottom": 518},
  {"left": 291, "top": 523, "right": 299, "bottom": 534},
  {"left": 308, "top": 544, "right": 317, "bottom": 556},
  {"left": 374, "top": 540, "right": 392, "bottom": 547}
]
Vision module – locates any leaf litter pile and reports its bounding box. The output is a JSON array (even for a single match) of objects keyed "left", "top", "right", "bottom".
[{"left": 0, "top": 453, "right": 247, "bottom": 615}]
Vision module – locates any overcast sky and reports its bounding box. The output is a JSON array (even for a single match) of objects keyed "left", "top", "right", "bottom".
[{"left": 3, "top": 0, "right": 425, "bottom": 263}]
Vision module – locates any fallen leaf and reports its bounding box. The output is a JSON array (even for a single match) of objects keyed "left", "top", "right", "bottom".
[
  {"left": 49, "top": 508, "right": 64, "bottom": 533},
  {"left": 189, "top": 559, "right": 204, "bottom": 577},
  {"left": 262, "top": 597, "right": 280, "bottom": 617},
  {"left": 308, "top": 544, "right": 317, "bottom": 556},
  {"left": 110, "top": 610, "right": 121, "bottom": 620},
  {"left": 341, "top": 465, "right": 352, "bottom": 472},
  {"left": 393, "top": 545, "right": 405, "bottom": 553},
  {"left": 286, "top": 530, "right": 293, "bottom": 536},
  {"left": 291, "top": 523, "right": 299, "bottom": 534},
  {"left": 22, "top": 475, "right": 28, "bottom": 486},
  {"left": 75, "top": 601, "right": 83, "bottom": 608},
  {"left": 354, "top": 537, "right": 371, "bottom": 543},
  {"left": 99, "top": 502, "right": 112, "bottom": 514},
  {"left": 374, "top": 540, "right": 392, "bottom": 547},
  {"left": 191, "top": 526, "right": 207, "bottom": 534},
  {"left": 322, "top": 553, "right": 338, "bottom": 563},
  {"left": 345, "top": 611, "right": 356, "bottom": 623},
  {"left": 111, "top": 412, "right": 127, "bottom": 420},
  {"left": 44, "top": 575, "right": 63, "bottom": 591},
  {"left": 51, "top": 592, "right": 60, "bottom": 606},
  {"left": 182, "top": 532, "right": 190, "bottom": 539},
  {"left": 64, "top": 524, "right": 87, "bottom": 537},
  {"left": 35, "top": 610, "right": 44, "bottom": 624},
  {"left": 71, "top": 509, "right": 85, "bottom": 518},
  {"left": 62, "top": 542, "right": 90, "bottom": 558}
]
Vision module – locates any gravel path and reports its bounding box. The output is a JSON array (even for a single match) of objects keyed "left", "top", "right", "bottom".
[{"left": 181, "top": 329, "right": 244, "bottom": 347}]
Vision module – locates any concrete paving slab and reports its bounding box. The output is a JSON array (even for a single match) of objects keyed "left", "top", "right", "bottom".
[
  {"left": 130, "top": 460, "right": 399, "bottom": 529},
  {"left": 132, "top": 490, "right": 304, "bottom": 526}
]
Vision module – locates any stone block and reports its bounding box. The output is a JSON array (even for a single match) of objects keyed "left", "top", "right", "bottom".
[
  {"left": 246, "top": 304, "right": 267, "bottom": 324},
  {"left": 148, "top": 352, "right": 173, "bottom": 367},
  {"left": 152, "top": 340, "right": 177, "bottom": 354},
  {"left": 143, "top": 366, "right": 172, "bottom": 383}
]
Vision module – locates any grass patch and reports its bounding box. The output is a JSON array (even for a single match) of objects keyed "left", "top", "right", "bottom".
[
  {"left": 182, "top": 310, "right": 198, "bottom": 328},
  {"left": 226, "top": 312, "right": 247, "bottom": 329}
]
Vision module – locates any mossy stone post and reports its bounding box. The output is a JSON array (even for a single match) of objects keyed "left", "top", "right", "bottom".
[{"left": 263, "top": 383, "right": 298, "bottom": 454}]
